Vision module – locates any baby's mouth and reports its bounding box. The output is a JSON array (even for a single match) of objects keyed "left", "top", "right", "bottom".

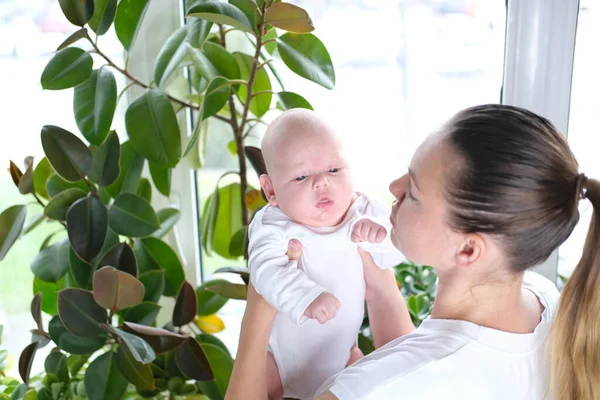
[{"left": 316, "top": 196, "right": 333, "bottom": 209}]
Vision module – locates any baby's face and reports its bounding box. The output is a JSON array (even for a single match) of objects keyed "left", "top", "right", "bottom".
[{"left": 264, "top": 130, "right": 354, "bottom": 227}]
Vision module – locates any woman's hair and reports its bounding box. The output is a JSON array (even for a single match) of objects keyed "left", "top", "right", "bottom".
[{"left": 442, "top": 104, "right": 600, "bottom": 400}]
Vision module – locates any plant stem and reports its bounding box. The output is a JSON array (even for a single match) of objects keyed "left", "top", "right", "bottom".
[
  {"left": 250, "top": 90, "right": 275, "bottom": 99},
  {"left": 257, "top": 58, "right": 273, "bottom": 71},
  {"left": 32, "top": 193, "right": 45, "bottom": 209},
  {"left": 85, "top": 34, "right": 200, "bottom": 112}
]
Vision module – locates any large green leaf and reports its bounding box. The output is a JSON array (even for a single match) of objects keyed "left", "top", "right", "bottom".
[
  {"left": 115, "top": 345, "right": 155, "bottom": 391},
  {"left": 125, "top": 90, "right": 181, "bottom": 168},
  {"left": 200, "top": 183, "right": 219, "bottom": 256},
  {"left": 175, "top": 338, "right": 213, "bottom": 381},
  {"left": 68, "top": 353, "right": 92, "bottom": 376},
  {"left": 154, "top": 27, "right": 188, "bottom": 88},
  {"left": 18, "top": 342, "right": 38, "bottom": 385},
  {"left": 277, "top": 33, "right": 335, "bottom": 90},
  {"left": 41, "top": 47, "right": 93, "bottom": 90},
  {"left": 139, "top": 270, "right": 165, "bottom": 303},
  {"left": 114, "top": 0, "right": 151, "bottom": 51},
  {"left": 57, "top": 28, "right": 89, "bottom": 51},
  {"left": 97, "top": 242, "right": 138, "bottom": 277},
  {"left": 228, "top": 227, "right": 246, "bottom": 257},
  {"left": 229, "top": 0, "right": 258, "bottom": 30},
  {"left": 153, "top": 208, "right": 180, "bottom": 238},
  {"left": 108, "top": 193, "right": 160, "bottom": 237},
  {"left": 189, "top": 42, "right": 240, "bottom": 81},
  {"left": 69, "top": 247, "right": 93, "bottom": 289},
  {"left": 33, "top": 158, "right": 53, "bottom": 200},
  {"left": 34, "top": 277, "right": 65, "bottom": 316},
  {"left": 89, "top": 131, "right": 120, "bottom": 186},
  {"left": 187, "top": 2, "right": 253, "bottom": 33},
  {"left": 41, "top": 125, "right": 92, "bottom": 182},
  {"left": 187, "top": 1, "right": 213, "bottom": 49},
  {"left": 73, "top": 68, "right": 117, "bottom": 146},
  {"left": 206, "top": 282, "right": 247, "bottom": 300},
  {"left": 234, "top": 53, "right": 271, "bottom": 117},
  {"left": 148, "top": 162, "right": 171, "bottom": 198},
  {"left": 214, "top": 266, "right": 249, "bottom": 284},
  {"left": 263, "top": 2, "right": 314, "bottom": 33},
  {"left": 30, "top": 239, "right": 70, "bottom": 283},
  {"left": 196, "top": 279, "right": 229, "bottom": 316},
  {"left": 109, "top": 327, "right": 156, "bottom": 364},
  {"left": 46, "top": 175, "right": 88, "bottom": 198},
  {"left": 67, "top": 196, "right": 108, "bottom": 262},
  {"left": 0, "top": 205, "right": 27, "bottom": 262},
  {"left": 134, "top": 238, "right": 185, "bottom": 297},
  {"left": 277, "top": 91, "right": 313, "bottom": 110},
  {"left": 137, "top": 178, "right": 152, "bottom": 203},
  {"left": 123, "top": 302, "right": 161, "bottom": 325},
  {"left": 196, "top": 343, "right": 233, "bottom": 397},
  {"left": 197, "top": 333, "right": 230, "bottom": 357},
  {"left": 93, "top": 266, "right": 144, "bottom": 311},
  {"left": 44, "top": 188, "right": 87, "bottom": 221},
  {"left": 57, "top": 288, "right": 107, "bottom": 337},
  {"left": 173, "top": 281, "right": 197, "bottom": 327},
  {"left": 31, "top": 293, "right": 43, "bottom": 332},
  {"left": 122, "top": 322, "right": 185, "bottom": 354},
  {"left": 89, "top": 0, "right": 118, "bottom": 35},
  {"left": 105, "top": 141, "right": 144, "bottom": 197},
  {"left": 84, "top": 350, "right": 128, "bottom": 400},
  {"left": 44, "top": 352, "right": 69, "bottom": 383},
  {"left": 49, "top": 315, "right": 106, "bottom": 355},
  {"left": 207, "top": 182, "right": 242, "bottom": 259},
  {"left": 59, "top": 0, "right": 94, "bottom": 26}
]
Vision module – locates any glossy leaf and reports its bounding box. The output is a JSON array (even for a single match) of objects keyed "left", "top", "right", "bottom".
[
  {"left": 68, "top": 353, "right": 92, "bottom": 376},
  {"left": 46, "top": 175, "right": 88, "bottom": 198},
  {"left": 98, "top": 242, "right": 137, "bottom": 277},
  {"left": 89, "top": 131, "right": 120, "bottom": 186},
  {"left": 57, "top": 27, "right": 88, "bottom": 51},
  {"left": 0, "top": 205, "right": 27, "bottom": 261},
  {"left": 105, "top": 141, "right": 144, "bottom": 197},
  {"left": 122, "top": 322, "right": 185, "bottom": 354},
  {"left": 89, "top": 0, "right": 118, "bottom": 35},
  {"left": 30, "top": 239, "right": 70, "bottom": 283},
  {"left": 187, "top": 2, "right": 253, "bottom": 33},
  {"left": 57, "top": 288, "right": 107, "bottom": 337},
  {"left": 9, "top": 160, "right": 23, "bottom": 187},
  {"left": 73, "top": 68, "right": 117, "bottom": 146},
  {"left": 18, "top": 343, "right": 38, "bottom": 384},
  {"left": 200, "top": 185, "right": 219, "bottom": 256},
  {"left": 123, "top": 302, "right": 161, "bottom": 325},
  {"left": 44, "top": 351, "right": 69, "bottom": 382},
  {"left": 206, "top": 282, "right": 247, "bottom": 300},
  {"left": 34, "top": 277, "right": 64, "bottom": 317},
  {"left": 187, "top": 1, "right": 213, "bottom": 49},
  {"left": 33, "top": 158, "right": 53, "bottom": 199},
  {"left": 125, "top": 89, "right": 181, "bottom": 168},
  {"left": 154, "top": 27, "right": 188, "bottom": 88},
  {"left": 137, "top": 178, "right": 152, "bottom": 203},
  {"left": 244, "top": 145, "right": 267, "bottom": 178},
  {"left": 84, "top": 350, "right": 128, "bottom": 400},
  {"left": 234, "top": 52, "right": 271, "bottom": 118},
  {"left": 185, "top": 118, "right": 208, "bottom": 169},
  {"left": 59, "top": 0, "right": 94, "bottom": 26},
  {"left": 277, "top": 91, "right": 313, "bottom": 110},
  {"left": 196, "top": 279, "right": 229, "bottom": 316},
  {"left": 41, "top": 125, "right": 92, "bottom": 182},
  {"left": 175, "top": 337, "right": 213, "bottom": 381},
  {"left": 153, "top": 208, "right": 180, "bottom": 238},
  {"left": 196, "top": 343, "right": 232, "bottom": 397},
  {"left": 277, "top": 33, "right": 335, "bottom": 90},
  {"left": 69, "top": 247, "right": 92, "bottom": 289},
  {"left": 195, "top": 314, "right": 224, "bottom": 334},
  {"left": 214, "top": 266, "right": 249, "bottom": 284},
  {"left": 48, "top": 315, "right": 106, "bottom": 355},
  {"left": 173, "top": 281, "right": 197, "bottom": 327},
  {"left": 206, "top": 182, "right": 243, "bottom": 259},
  {"left": 110, "top": 327, "right": 155, "bottom": 364},
  {"left": 229, "top": 0, "right": 258, "bottom": 30},
  {"left": 44, "top": 188, "right": 87, "bottom": 221},
  {"left": 189, "top": 41, "right": 240, "bottom": 81},
  {"left": 149, "top": 162, "right": 171, "bottom": 197},
  {"left": 67, "top": 196, "right": 108, "bottom": 262},
  {"left": 134, "top": 238, "right": 185, "bottom": 296},
  {"left": 263, "top": 27, "right": 277, "bottom": 54},
  {"left": 116, "top": 345, "right": 155, "bottom": 391},
  {"left": 264, "top": 2, "right": 314, "bottom": 33},
  {"left": 197, "top": 333, "right": 230, "bottom": 357},
  {"left": 108, "top": 193, "right": 160, "bottom": 237},
  {"left": 18, "top": 156, "right": 35, "bottom": 195},
  {"left": 41, "top": 47, "right": 93, "bottom": 90},
  {"left": 114, "top": 0, "right": 151, "bottom": 51},
  {"left": 228, "top": 227, "right": 246, "bottom": 258},
  {"left": 139, "top": 270, "right": 165, "bottom": 303},
  {"left": 93, "top": 266, "right": 144, "bottom": 311},
  {"left": 31, "top": 293, "right": 43, "bottom": 332}
]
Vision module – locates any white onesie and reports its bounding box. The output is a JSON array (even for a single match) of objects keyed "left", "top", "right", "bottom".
[{"left": 248, "top": 193, "right": 404, "bottom": 399}]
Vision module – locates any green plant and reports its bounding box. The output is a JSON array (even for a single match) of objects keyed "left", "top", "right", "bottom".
[{"left": 0, "top": 0, "right": 333, "bottom": 398}]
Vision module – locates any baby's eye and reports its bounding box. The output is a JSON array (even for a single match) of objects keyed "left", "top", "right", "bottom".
[
  {"left": 328, "top": 168, "right": 340, "bottom": 173},
  {"left": 295, "top": 175, "right": 307, "bottom": 181}
]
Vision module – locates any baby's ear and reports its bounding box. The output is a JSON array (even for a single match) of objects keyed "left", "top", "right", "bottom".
[{"left": 259, "top": 174, "right": 277, "bottom": 206}]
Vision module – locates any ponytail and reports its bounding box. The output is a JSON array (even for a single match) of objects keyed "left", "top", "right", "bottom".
[{"left": 551, "top": 177, "right": 600, "bottom": 400}]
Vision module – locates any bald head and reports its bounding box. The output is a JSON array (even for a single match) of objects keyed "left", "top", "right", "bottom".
[{"left": 262, "top": 109, "right": 342, "bottom": 174}]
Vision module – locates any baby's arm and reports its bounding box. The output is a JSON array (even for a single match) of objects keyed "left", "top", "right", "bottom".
[{"left": 248, "top": 221, "right": 338, "bottom": 325}]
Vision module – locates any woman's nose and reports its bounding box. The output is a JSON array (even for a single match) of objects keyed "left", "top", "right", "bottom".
[{"left": 389, "top": 176, "right": 404, "bottom": 200}]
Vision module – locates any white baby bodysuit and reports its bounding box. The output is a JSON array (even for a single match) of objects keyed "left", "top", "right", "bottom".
[{"left": 248, "top": 193, "right": 404, "bottom": 399}]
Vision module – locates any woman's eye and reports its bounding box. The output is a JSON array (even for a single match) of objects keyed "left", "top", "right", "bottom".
[
  {"left": 328, "top": 168, "right": 339, "bottom": 173},
  {"left": 295, "top": 175, "right": 307, "bottom": 181}
]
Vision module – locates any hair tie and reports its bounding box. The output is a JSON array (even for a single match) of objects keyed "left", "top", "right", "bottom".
[{"left": 576, "top": 173, "right": 588, "bottom": 200}]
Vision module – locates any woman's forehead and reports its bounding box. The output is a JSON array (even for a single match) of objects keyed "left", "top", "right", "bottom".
[{"left": 410, "top": 135, "right": 456, "bottom": 194}]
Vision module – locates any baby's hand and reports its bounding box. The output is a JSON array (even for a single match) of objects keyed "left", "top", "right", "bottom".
[
  {"left": 351, "top": 219, "right": 387, "bottom": 243},
  {"left": 303, "top": 292, "right": 341, "bottom": 324}
]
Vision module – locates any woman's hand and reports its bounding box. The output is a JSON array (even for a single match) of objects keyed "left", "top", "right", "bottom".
[{"left": 358, "top": 247, "right": 398, "bottom": 302}]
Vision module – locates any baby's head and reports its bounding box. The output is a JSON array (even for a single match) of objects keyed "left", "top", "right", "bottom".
[{"left": 260, "top": 109, "right": 354, "bottom": 227}]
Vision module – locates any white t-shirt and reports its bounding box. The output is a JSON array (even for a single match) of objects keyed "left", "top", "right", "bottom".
[{"left": 315, "top": 271, "right": 559, "bottom": 400}]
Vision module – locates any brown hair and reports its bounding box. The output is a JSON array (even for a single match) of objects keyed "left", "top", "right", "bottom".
[{"left": 442, "top": 104, "right": 600, "bottom": 400}]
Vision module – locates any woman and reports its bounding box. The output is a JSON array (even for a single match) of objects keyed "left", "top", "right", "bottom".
[{"left": 226, "top": 104, "right": 600, "bottom": 400}]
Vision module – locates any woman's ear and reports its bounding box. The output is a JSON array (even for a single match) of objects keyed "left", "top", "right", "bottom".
[
  {"left": 455, "top": 233, "right": 485, "bottom": 267},
  {"left": 260, "top": 174, "right": 278, "bottom": 206}
]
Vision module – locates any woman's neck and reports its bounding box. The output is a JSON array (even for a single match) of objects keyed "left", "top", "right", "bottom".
[{"left": 430, "top": 270, "right": 543, "bottom": 334}]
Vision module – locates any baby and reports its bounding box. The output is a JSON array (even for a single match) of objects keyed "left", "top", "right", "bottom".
[{"left": 248, "top": 109, "right": 403, "bottom": 399}]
